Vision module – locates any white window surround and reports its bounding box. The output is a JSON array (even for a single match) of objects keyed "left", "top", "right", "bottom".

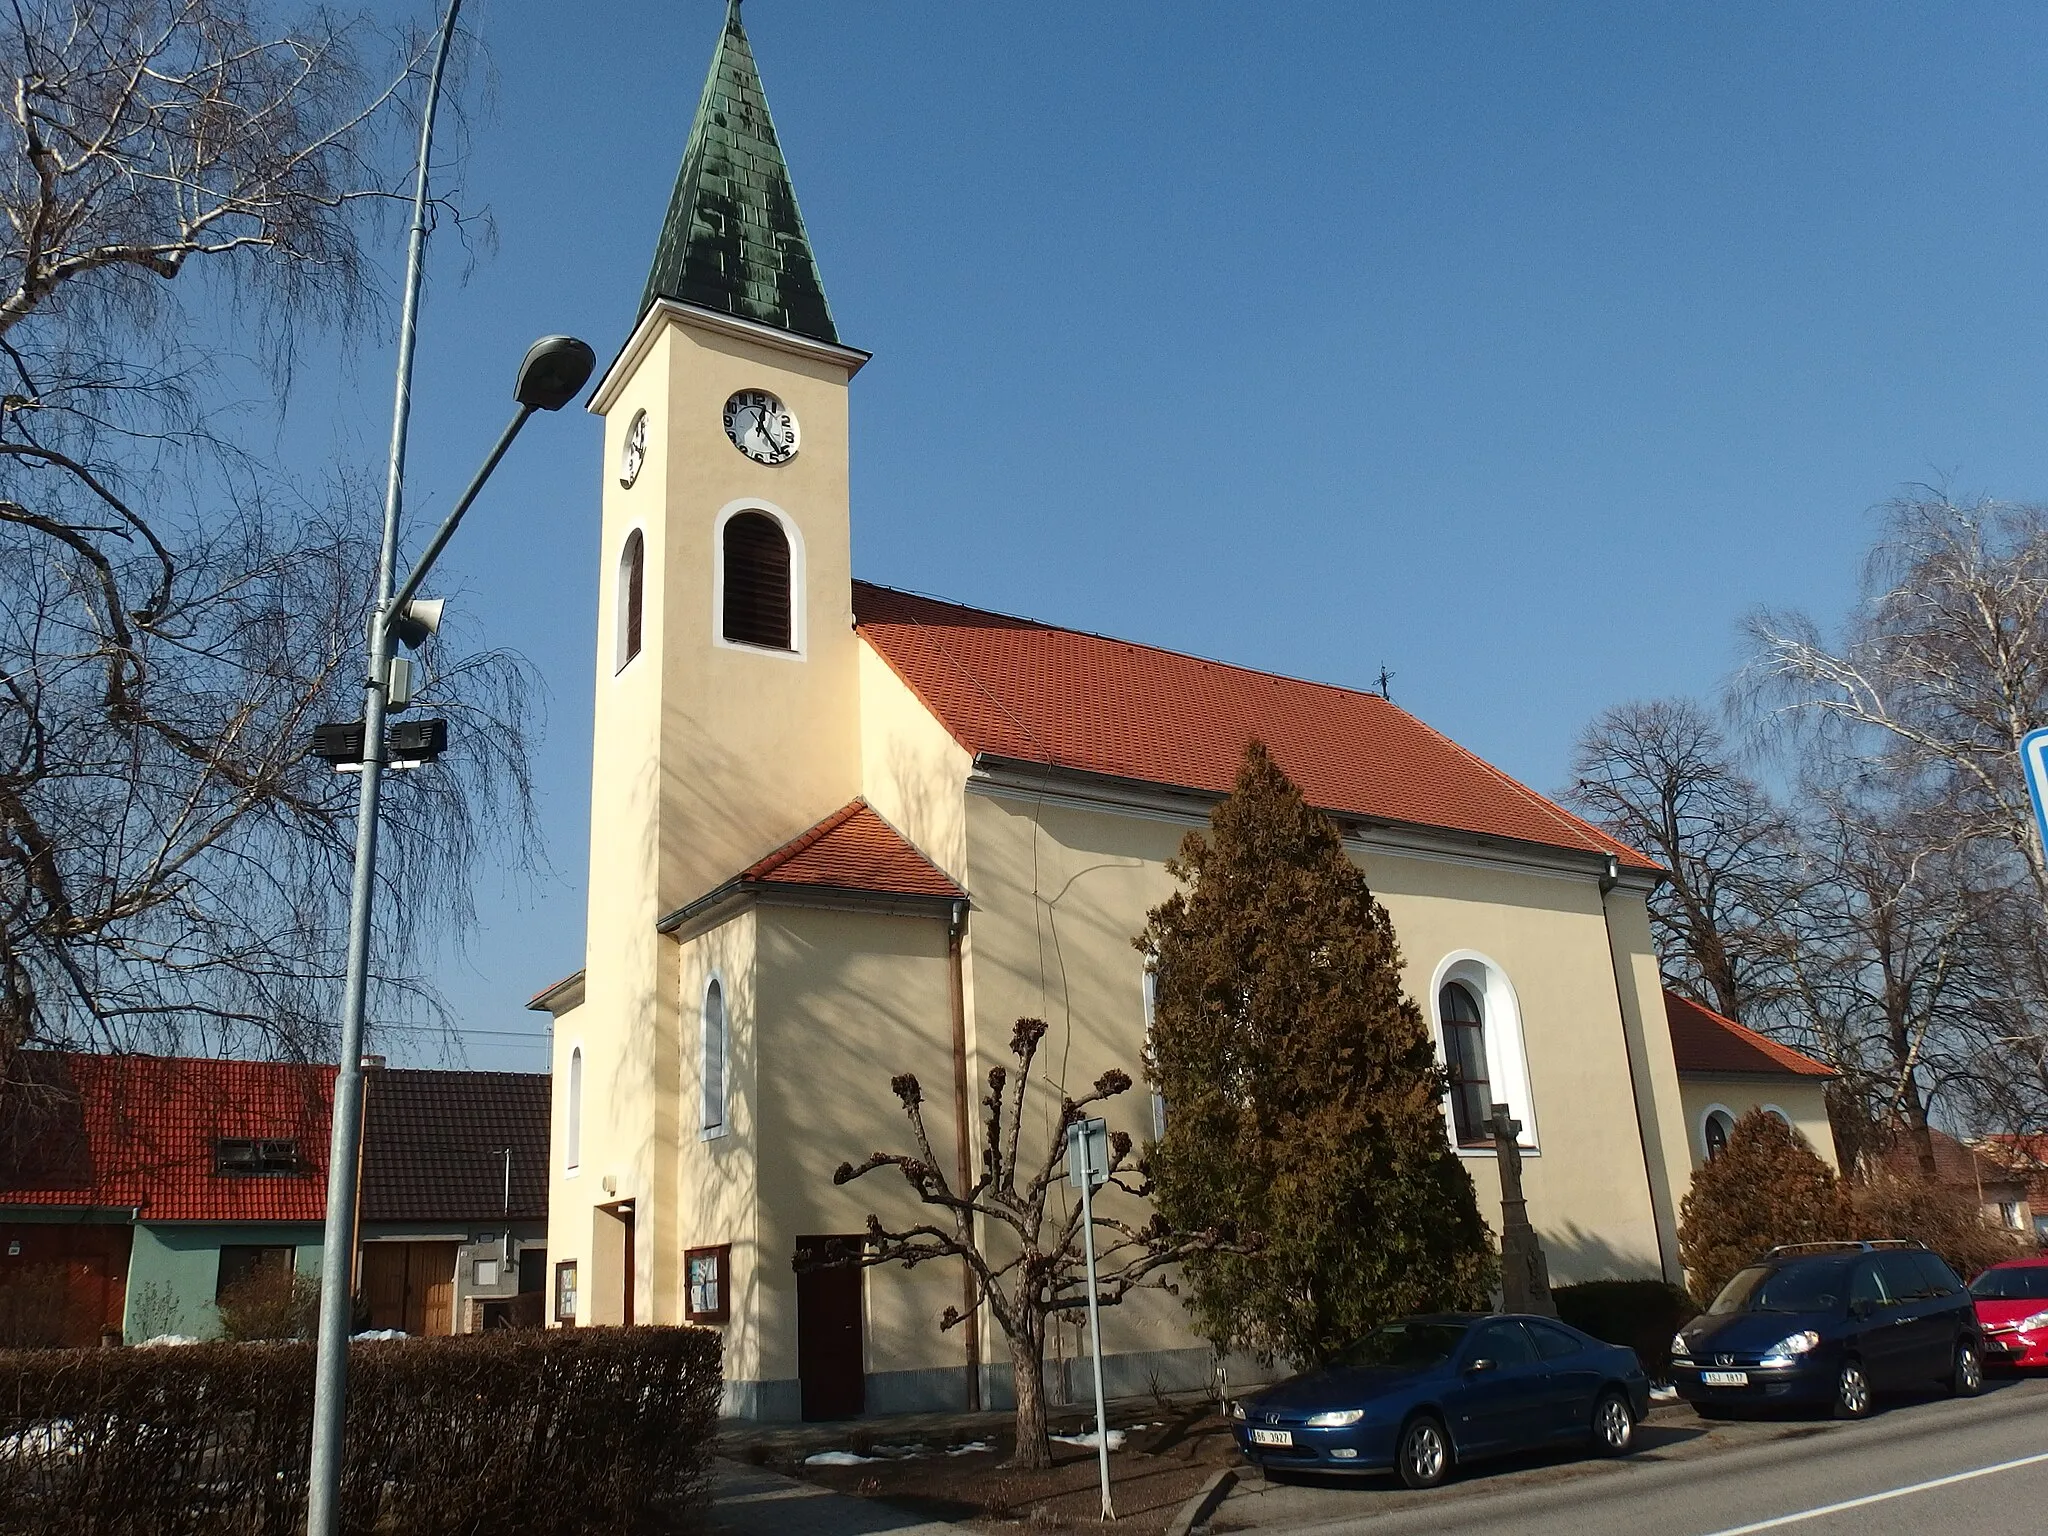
[
  {"left": 1428, "top": 951, "right": 1538, "bottom": 1154},
  {"left": 565, "top": 1044, "right": 584, "bottom": 1175},
  {"left": 700, "top": 973, "right": 729, "bottom": 1141},
  {"left": 614, "top": 525, "right": 646, "bottom": 675},
  {"left": 1700, "top": 1103, "right": 1737, "bottom": 1163},
  {"left": 1141, "top": 965, "right": 1166, "bottom": 1143},
  {"left": 711, "top": 498, "right": 806, "bottom": 658}
]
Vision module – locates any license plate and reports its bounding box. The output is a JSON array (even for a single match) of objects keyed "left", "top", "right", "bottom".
[
  {"left": 1700, "top": 1370, "right": 1749, "bottom": 1388},
  {"left": 1250, "top": 1428, "right": 1293, "bottom": 1446}
]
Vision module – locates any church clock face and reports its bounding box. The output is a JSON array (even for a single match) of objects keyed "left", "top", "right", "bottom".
[
  {"left": 619, "top": 409, "right": 647, "bottom": 487},
  {"left": 723, "top": 388, "right": 799, "bottom": 465}
]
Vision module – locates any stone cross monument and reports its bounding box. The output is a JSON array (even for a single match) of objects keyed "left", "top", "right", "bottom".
[{"left": 1490, "top": 1101, "right": 1557, "bottom": 1317}]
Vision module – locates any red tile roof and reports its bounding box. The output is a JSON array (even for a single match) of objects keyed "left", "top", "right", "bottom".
[
  {"left": 1662, "top": 990, "right": 1835, "bottom": 1078},
  {"left": 0, "top": 1053, "right": 332, "bottom": 1222},
  {"left": 740, "top": 799, "right": 965, "bottom": 900},
  {"left": 852, "top": 583, "right": 1652, "bottom": 869},
  {"left": 1880, "top": 1128, "right": 2029, "bottom": 1195}
]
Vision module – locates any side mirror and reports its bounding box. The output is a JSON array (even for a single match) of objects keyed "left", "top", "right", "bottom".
[{"left": 1466, "top": 1357, "right": 1498, "bottom": 1374}]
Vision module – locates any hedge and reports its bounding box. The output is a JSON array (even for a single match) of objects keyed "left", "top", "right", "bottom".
[
  {"left": 1554, "top": 1279, "right": 1698, "bottom": 1382},
  {"left": 0, "top": 1325, "right": 721, "bottom": 1536}
]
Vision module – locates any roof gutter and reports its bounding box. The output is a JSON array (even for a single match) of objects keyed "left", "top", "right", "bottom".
[{"left": 657, "top": 878, "right": 961, "bottom": 938}]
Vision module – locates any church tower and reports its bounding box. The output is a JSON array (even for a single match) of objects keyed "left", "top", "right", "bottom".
[{"left": 549, "top": 0, "right": 868, "bottom": 1326}]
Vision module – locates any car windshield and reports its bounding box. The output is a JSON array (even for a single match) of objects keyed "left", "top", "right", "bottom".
[
  {"left": 1970, "top": 1266, "right": 2048, "bottom": 1301},
  {"left": 1708, "top": 1261, "right": 1849, "bottom": 1315},
  {"left": 1337, "top": 1321, "right": 1469, "bottom": 1369}
]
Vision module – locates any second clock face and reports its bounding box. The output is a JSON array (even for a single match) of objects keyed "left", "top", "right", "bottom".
[{"left": 723, "top": 389, "right": 798, "bottom": 465}]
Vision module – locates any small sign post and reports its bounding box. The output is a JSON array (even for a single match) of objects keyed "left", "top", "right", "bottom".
[
  {"left": 2022, "top": 729, "right": 2048, "bottom": 879},
  {"left": 1066, "top": 1116, "right": 1115, "bottom": 1521}
]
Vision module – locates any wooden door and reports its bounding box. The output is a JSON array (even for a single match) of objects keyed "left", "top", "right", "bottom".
[
  {"left": 359, "top": 1242, "right": 458, "bottom": 1336},
  {"left": 795, "top": 1236, "right": 865, "bottom": 1421},
  {"left": 0, "top": 1223, "right": 129, "bottom": 1347}
]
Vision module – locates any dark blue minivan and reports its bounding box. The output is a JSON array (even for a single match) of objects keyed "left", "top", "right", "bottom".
[{"left": 1672, "top": 1242, "right": 1982, "bottom": 1418}]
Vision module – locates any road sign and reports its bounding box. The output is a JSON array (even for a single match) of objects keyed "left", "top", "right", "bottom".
[
  {"left": 1067, "top": 1116, "right": 1109, "bottom": 1189},
  {"left": 2022, "top": 729, "right": 2048, "bottom": 864}
]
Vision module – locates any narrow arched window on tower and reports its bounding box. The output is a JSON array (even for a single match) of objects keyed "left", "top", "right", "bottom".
[
  {"left": 722, "top": 511, "right": 792, "bottom": 649},
  {"left": 566, "top": 1047, "right": 584, "bottom": 1171},
  {"left": 616, "top": 529, "right": 644, "bottom": 670},
  {"left": 701, "top": 980, "right": 728, "bottom": 1135},
  {"left": 1439, "top": 981, "right": 1491, "bottom": 1146}
]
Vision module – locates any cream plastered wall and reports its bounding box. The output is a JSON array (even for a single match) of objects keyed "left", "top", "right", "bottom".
[
  {"left": 553, "top": 308, "right": 866, "bottom": 1330},
  {"left": 959, "top": 787, "right": 1682, "bottom": 1369},
  {"left": 857, "top": 640, "right": 973, "bottom": 887},
  {"left": 1599, "top": 892, "right": 1693, "bottom": 1280},
  {"left": 751, "top": 905, "right": 966, "bottom": 1391},
  {"left": 1679, "top": 1077, "right": 1838, "bottom": 1172},
  {"left": 671, "top": 910, "right": 763, "bottom": 1382}
]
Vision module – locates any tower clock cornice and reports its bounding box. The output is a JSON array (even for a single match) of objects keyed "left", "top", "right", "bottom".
[{"left": 587, "top": 297, "right": 869, "bottom": 417}]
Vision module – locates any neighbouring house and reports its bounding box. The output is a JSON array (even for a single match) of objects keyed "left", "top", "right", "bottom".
[
  {"left": 531, "top": 2, "right": 1703, "bottom": 1422},
  {"left": 1977, "top": 1135, "right": 2048, "bottom": 1245},
  {"left": 0, "top": 1053, "right": 549, "bottom": 1344},
  {"left": 1881, "top": 1129, "right": 2036, "bottom": 1239},
  {"left": 1661, "top": 990, "right": 1839, "bottom": 1170}
]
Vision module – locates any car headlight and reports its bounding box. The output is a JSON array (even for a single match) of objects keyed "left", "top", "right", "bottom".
[
  {"left": 1229, "top": 1400, "right": 1247, "bottom": 1421},
  {"left": 2015, "top": 1309, "right": 2048, "bottom": 1334},
  {"left": 1758, "top": 1330, "right": 1822, "bottom": 1366},
  {"left": 1305, "top": 1409, "right": 1364, "bottom": 1427},
  {"left": 1670, "top": 1332, "right": 1692, "bottom": 1363}
]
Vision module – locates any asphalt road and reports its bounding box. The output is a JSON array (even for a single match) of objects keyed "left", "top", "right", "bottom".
[{"left": 1214, "top": 1375, "right": 2048, "bottom": 1536}]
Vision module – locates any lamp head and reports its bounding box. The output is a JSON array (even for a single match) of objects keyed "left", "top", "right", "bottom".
[{"left": 514, "top": 335, "right": 597, "bottom": 411}]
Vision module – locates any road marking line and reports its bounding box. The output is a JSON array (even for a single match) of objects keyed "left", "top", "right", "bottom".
[{"left": 1698, "top": 1448, "right": 2048, "bottom": 1535}]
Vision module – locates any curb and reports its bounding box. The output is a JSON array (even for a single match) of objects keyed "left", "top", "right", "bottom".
[{"left": 1165, "top": 1467, "right": 1238, "bottom": 1536}]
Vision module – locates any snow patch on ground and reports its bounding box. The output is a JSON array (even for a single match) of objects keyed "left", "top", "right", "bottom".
[
  {"left": 1050, "top": 1428, "right": 1127, "bottom": 1451},
  {"left": 803, "top": 1450, "right": 880, "bottom": 1466},
  {"left": 1650, "top": 1385, "right": 1679, "bottom": 1402},
  {"left": 135, "top": 1334, "right": 201, "bottom": 1347},
  {"left": 351, "top": 1329, "right": 408, "bottom": 1341},
  {"left": 946, "top": 1440, "right": 992, "bottom": 1456},
  {"left": 0, "top": 1422, "right": 70, "bottom": 1458}
]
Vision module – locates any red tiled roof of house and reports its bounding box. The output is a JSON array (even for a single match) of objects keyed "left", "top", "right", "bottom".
[
  {"left": 0, "top": 1052, "right": 332, "bottom": 1222},
  {"left": 1880, "top": 1127, "right": 2029, "bottom": 1195},
  {"left": 740, "top": 799, "right": 965, "bottom": 901},
  {"left": 1662, "top": 990, "right": 1835, "bottom": 1078},
  {"left": 359, "top": 1069, "right": 550, "bottom": 1225},
  {"left": 852, "top": 583, "right": 1653, "bottom": 870}
]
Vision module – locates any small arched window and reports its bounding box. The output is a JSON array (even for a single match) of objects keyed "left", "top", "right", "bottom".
[
  {"left": 616, "top": 529, "right": 644, "bottom": 671},
  {"left": 1704, "top": 1109, "right": 1734, "bottom": 1161},
  {"left": 1439, "top": 981, "right": 1491, "bottom": 1147},
  {"left": 701, "top": 980, "right": 727, "bottom": 1137},
  {"left": 566, "top": 1047, "right": 584, "bottom": 1171},
  {"left": 722, "top": 511, "right": 791, "bottom": 650},
  {"left": 1142, "top": 965, "right": 1166, "bottom": 1142}
]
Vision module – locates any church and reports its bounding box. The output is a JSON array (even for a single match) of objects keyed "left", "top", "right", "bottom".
[{"left": 531, "top": 1, "right": 1696, "bottom": 1421}]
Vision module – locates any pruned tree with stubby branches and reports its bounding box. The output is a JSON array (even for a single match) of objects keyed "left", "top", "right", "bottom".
[{"left": 817, "top": 1016, "right": 1241, "bottom": 1470}]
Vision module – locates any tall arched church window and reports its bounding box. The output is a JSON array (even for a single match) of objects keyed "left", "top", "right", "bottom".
[
  {"left": 722, "top": 511, "right": 791, "bottom": 649},
  {"left": 701, "top": 979, "right": 728, "bottom": 1136},
  {"left": 566, "top": 1047, "right": 584, "bottom": 1171},
  {"left": 1439, "top": 981, "right": 1491, "bottom": 1147},
  {"left": 1704, "top": 1109, "right": 1734, "bottom": 1161},
  {"left": 1142, "top": 965, "right": 1167, "bottom": 1142},
  {"left": 616, "top": 529, "right": 644, "bottom": 670}
]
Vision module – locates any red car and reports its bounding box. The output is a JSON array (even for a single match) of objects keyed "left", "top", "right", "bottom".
[{"left": 1969, "top": 1257, "right": 2048, "bottom": 1368}]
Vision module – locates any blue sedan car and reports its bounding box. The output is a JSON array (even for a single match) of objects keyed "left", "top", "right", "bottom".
[{"left": 1231, "top": 1314, "right": 1651, "bottom": 1489}]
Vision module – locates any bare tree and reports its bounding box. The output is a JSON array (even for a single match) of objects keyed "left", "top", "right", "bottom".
[
  {"left": 818, "top": 1017, "right": 1239, "bottom": 1469},
  {"left": 0, "top": 1, "right": 531, "bottom": 1080},
  {"left": 1563, "top": 698, "right": 1800, "bottom": 1023}
]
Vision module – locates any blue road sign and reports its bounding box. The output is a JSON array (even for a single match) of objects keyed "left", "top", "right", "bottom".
[{"left": 2022, "top": 728, "right": 2048, "bottom": 859}]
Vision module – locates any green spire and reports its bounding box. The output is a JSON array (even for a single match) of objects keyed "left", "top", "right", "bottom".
[{"left": 640, "top": 0, "right": 838, "bottom": 344}]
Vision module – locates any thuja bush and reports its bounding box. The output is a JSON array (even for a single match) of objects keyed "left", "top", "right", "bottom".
[
  {"left": 1553, "top": 1280, "right": 1698, "bottom": 1382},
  {"left": 1678, "top": 1109, "right": 1851, "bottom": 1305},
  {"left": 0, "top": 1325, "right": 721, "bottom": 1536}
]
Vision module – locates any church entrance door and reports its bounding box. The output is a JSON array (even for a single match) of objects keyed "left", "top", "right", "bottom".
[{"left": 795, "top": 1236, "right": 865, "bottom": 1420}]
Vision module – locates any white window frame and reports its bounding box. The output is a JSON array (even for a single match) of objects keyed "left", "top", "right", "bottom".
[
  {"left": 1141, "top": 964, "right": 1166, "bottom": 1142},
  {"left": 1700, "top": 1103, "right": 1737, "bottom": 1163},
  {"left": 711, "top": 499, "right": 806, "bottom": 658},
  {"left": 1428, "top": 951, "right": 1538, "bottom": 1155},
  {"left": 700, "top": 974, "right": 729, "bottom": 1140},
  {"left": 1760, "top": 1103, "right": 1794, "bottom": 1130},
  {"left": 614, "top": 525, "right": 646, "bottom": 674},
  {"left": 565, "top": 1044, "right": 584, "bottom": 1174}
]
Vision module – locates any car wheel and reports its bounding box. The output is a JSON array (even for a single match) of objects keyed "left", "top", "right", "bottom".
[
  {"left": 1397, "top": 1414, "right": 1452, "bottom": 1490},
  {"left": 1833, "top": 1359, "right": 1872, "bottom": 1420},
  {"left": 1950, "top": 1341, "right": 1983, "bottom": 1398},
  {"left": 1591, "top": 1388, "right": 1634, "bottom": 1456}
]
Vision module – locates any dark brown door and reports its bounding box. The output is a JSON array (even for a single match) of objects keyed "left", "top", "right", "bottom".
[
  {"left": 620, "top": 1206, "right": 636, "bottom": 1326},
  {"left": 0, "top": 1223, "right": 130, "bottom": 1347},
  {"left": 796, "top": 1236, "right": 865, "bottom": 1421},
  {"left": 359, "top": 1242, "right": 458, "bottom": 1335}
]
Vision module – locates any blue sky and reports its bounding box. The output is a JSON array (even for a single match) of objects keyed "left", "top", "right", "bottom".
[{"left": 335, "top": 1, "right": 2048, "bottom": 1068}]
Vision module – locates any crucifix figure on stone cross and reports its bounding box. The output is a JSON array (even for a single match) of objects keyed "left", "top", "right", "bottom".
[{"left": 1489, "top": 1101, "right": 1557, "bottom": 1318}]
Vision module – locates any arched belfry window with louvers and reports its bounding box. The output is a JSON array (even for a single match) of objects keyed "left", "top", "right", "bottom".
[
  {"left": 616, "top": 529, "right": 645, "bottom": 671},
  {"left": 721, "top": 511, "right": 792, "bottom": 650}
]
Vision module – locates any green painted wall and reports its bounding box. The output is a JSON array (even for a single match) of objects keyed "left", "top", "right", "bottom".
[{"left": 123, "top": 1222, "right": 323, "bottom": 1341}]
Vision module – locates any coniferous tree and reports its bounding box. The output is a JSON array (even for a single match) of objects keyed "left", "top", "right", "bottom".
[
  {"left": 1677, "top": 1110, "right": 1852, "bottom": 1304},
  {"left": 1139, "top": 741, "right": 1496, "bottom": 1368}
]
